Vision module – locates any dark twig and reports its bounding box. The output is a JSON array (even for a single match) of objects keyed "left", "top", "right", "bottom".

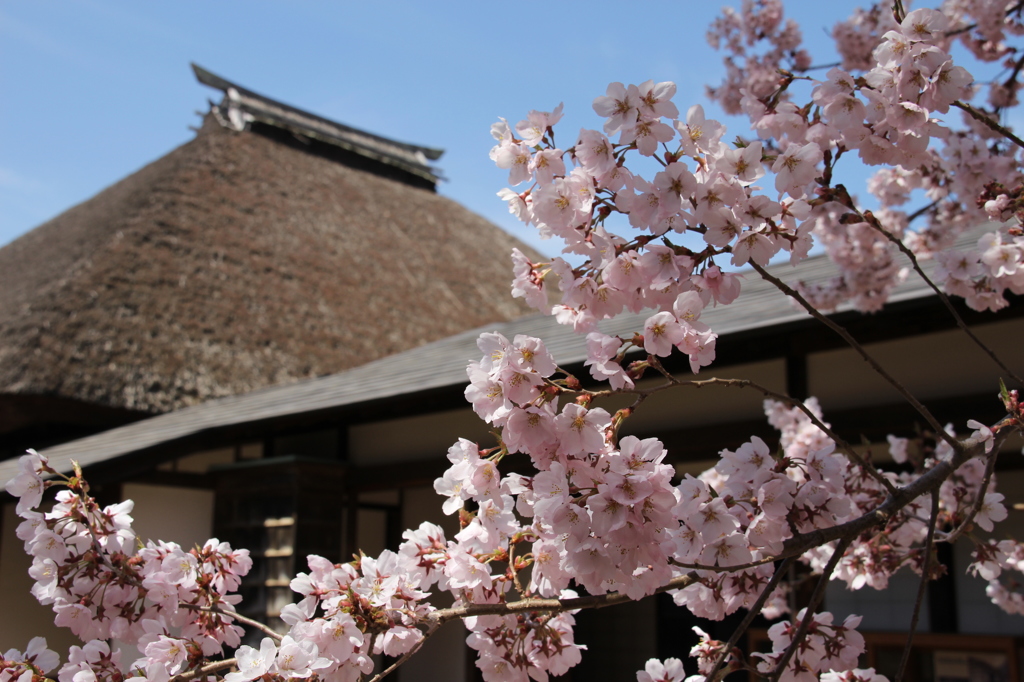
[
  {"left": 704, "top": 557, "right": 795, "bottom": 682},
  {"left": 945, "top": 0, "right": 1024, "bottom": 37},
  {"left": 892, "top": 0, "right": 907, "bottom": 22},
  {"left": 895, "top": 490, "right": 939, "bottom": 682},
  {"left": 1002, "top": 52, "right": 1024, "bottom": 94},
  {"left": 750, "top": 261, "right": 962, "bottom": 455},
  {"left": 670, "top": 555, "right": 778, "bottom": 573},
  {"left": 170, "top": 659, "right": 236, "bottom": 682},
  {"left": 366, "top": 626, "right": 438, "bottom": 682},
  {"left": 905, "top": 199, "right": 939, "bottom": 224},
  {"left": 431, "top": 571, "right": 701, "bottom": 625},
  {"left": 769, "top": 537, "right": 854, "bottom": 682},
  {"left": 940, "top": 444, "right": 999, "bottom": 544},
  {"left": 795, "top": 61, "right": 842, "bottom": 73},
  {"left": 849, "top": 201, "right": 1024, "bottom": 387},
  {"left": 953, "top": 101, "right": 1024, "bottom": 150},
  {"left": 183, "top": 604, "right": 283, "bottom": 641},
  {"left": 588, "top": 365, "right": 898, "bottom": 495}
]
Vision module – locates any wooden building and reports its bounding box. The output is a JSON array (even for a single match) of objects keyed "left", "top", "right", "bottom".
[
  {"left": 2, "top": 228, "right": 1022, "bottom": 681},
  {"left": 0, "top": 65, "right": 539, "bottom": 458}
]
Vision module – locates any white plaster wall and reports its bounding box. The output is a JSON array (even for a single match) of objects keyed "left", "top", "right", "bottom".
[
  {"left": 122, "top": 484, "right": 214, "bottom": 549},
  {"left": 349, "top": 408, "right": 491, "bottom": 465},
  {"left": 808, "top": 317, "right": 1024, "bottom": 412},
  {"left": 397, "top": 486, "right": 464, "bottom": 682},
  {"left": 0, "top": 501, "right": 78, "bottom": 653},
  {"left": 617, "top": 359, "right": 787, "bottom": 436}
]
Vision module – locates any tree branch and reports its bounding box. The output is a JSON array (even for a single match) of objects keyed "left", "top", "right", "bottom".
[
  {"left": 366, "top": 626, "right": 439, "bottom": 682},
  {"left": 750, "top": 260, "right": 963, "bottom": 454},
  {"left": 430, "top": 571, "right": 700, "bottom": 625},
  {"left": 769, "top": 536, "right": 854, "bottom": 682},
  {"left": 895, "top": 490, "right": 939, "bottom": 682},
  {"left": 953, "top": 101, "right": 1024, "bottom": 150},
  {"left": 704, "top": 557, "right": 794, "bottom": 682},
  {"left": 563, "top": 368, "right": 898, "bottom": 493},
  {"left": 842, "top": 193, "right": 1024, "bottom": 388},
  {"left": 183, "top": 604, "right": 283, "bottom": 641},
  {"left": 781, "top": 418, "right": 1014, "bottom": 555},
  {"left": 170, "top": 659, "right": 236, "bottom": 682},
  {"left": 667, "top": 375, "right": 898, "bottom": 495}
]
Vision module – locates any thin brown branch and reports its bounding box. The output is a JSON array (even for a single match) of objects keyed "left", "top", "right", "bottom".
[
  {"left": 1002, "top": 52, "right": 1024, "bottom": 93},
  {"left": 704, "top": 557, "right": 795, "bottom": 682},
  {"left": 366, "top": 626, "right": 438, "bottom": 682},
  {"left": 785, "top": 418, "right": 1014, "bottom": 555},
  {"left": 953, "top": 101, "right": 1024, "bottom": 150},
  {"left": 905, "top": 199, "right": 939, "bottom": 224},
  {"left": 170, "top": 658, "right": 236, "bottom": 682},
  {"left": 895, "top": 490, "right": 939, "bottom": 682},
  {"left": 795, "top": 61, "right": 842, "bottom": 73},
  {"left": 848, "top": 198, "right": 1024, "bottom": 387},
  {"left": 183, "top": 604, "right": 283, "bottom": 641},
  {"left": 939, "top": 443, "right": 999, "bottom": 544},
  {"left": 430, "top": 571, "right": 700, "bottom": 625},
  {"left": 945, "top": 0, "right": 1024, "bottom": 37},
  {"left": 670, "top": 555, "right": 779, "bottom": 572},
  {"left": 426, "top": 420, "right": 1011, "bottom": 639},
  {"left": 671, "top": 376, "right": 898, "bottom": 495},
  {"left": 750, "top": 261, "right": 962, "bottom": 455},
  {"left": 588, "top": 366, "right": 897, "bottom": 495},
  {"left": 769, "top": 536, "right": 854, "bottom": 682},
  {"left": 893, "top": 0, "right": 907, "bottom": 21}
]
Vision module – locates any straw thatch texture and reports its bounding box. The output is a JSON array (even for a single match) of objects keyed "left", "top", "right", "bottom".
[{"left": 0, "top": 116, "right": 538, "bottom": 415}]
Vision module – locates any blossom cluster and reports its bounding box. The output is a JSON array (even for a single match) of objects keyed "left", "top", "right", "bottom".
[
  {"left": 754, "top": 611, "right": 867, "bottom": 681},
  {"left": 1, "top": 638, "right": 59, "bottom": 682},
  {"left": 496, "top": 3, "right": 1024, "bottom": 322},
  {"left": 708, "top": 0, "right": 1024, "bottom": 311},
  {"left": 466, "top": 597, "right": 584, "bottom": 682},
  {"left": 6, "top": 2, "right": 1024, "bottom": 682},
  {"left": 6, "top": 390, "right": 1014, "bottom": 682},
  {"left": 8, "top": 453, "right": 251, "bottom": 682}
]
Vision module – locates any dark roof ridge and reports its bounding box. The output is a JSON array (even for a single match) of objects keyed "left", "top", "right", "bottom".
[{"left": 192, "top": 63, "right": 444, "bottom": 183}]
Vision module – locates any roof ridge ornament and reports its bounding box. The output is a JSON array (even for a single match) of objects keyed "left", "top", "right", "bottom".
[{"left": 192, "top": 63, "right": 444, "bottom": 184}]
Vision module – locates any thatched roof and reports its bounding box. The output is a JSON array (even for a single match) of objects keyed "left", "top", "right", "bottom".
[{"left": 0, "top": 89, "right": 539, "bottom": 427}]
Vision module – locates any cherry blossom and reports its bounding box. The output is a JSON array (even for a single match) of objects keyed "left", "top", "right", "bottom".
[{"left": 9, "top": 3, "right": 1024, "bottom": 682}]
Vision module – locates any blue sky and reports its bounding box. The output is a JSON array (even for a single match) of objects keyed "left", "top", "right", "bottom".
[{"left": 0, "top": 1, "right": 869, "bottom": 257}]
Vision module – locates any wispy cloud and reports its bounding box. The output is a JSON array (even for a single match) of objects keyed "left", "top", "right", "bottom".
[
  {"left": 0, "top": 8, "right": 84, "bottom": 64},
  {"left": 0, "top": 166, "right": 44, "bottom": 193},
  {"left": 68, "top": 0, "right": 188, "bottom": 48}
]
